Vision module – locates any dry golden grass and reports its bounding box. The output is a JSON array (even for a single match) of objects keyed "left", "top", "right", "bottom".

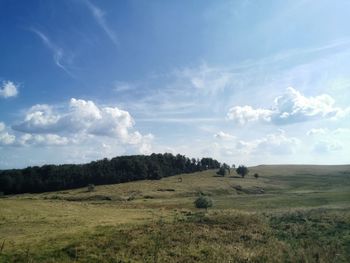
[{"left": 0, "top": 165, "right": 349, "bottom": 262}]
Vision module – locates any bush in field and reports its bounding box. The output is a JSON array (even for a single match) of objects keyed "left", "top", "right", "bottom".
[
  {"left": 194, "top": 196, "right": 213, "bottom": 210},
  {"left": 236, "top": 165, "right": 249, "bottom": 178},
  {"left": 254, "top": 173, "right": 259, "bottom": 179}
]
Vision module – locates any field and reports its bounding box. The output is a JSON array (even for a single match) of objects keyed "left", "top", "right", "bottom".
[{"left": 0, "top": 165, "right": 350, "bottom": 262}]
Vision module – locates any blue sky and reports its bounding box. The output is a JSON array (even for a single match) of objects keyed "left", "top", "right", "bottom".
[{"left": 1, "top": 0, "right": 350, "bottom": 168}]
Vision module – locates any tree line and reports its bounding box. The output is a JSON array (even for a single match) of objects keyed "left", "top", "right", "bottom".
[{"left": 0, "top": 153, "right": 220, "bottom": 195}]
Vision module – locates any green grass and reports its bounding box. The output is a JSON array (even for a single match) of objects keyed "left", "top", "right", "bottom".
[{"left": 0, "top": 165, "right": 349, "bottom": 262}]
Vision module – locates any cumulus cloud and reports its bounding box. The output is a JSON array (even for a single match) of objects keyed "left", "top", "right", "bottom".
[
  {"left": 227, "top": 87, "right": 348, "bottom": 125},
  {"left": 273, "top": 87, "right": 343, "bottom": 124},
  {"left": 227, "top": 106, "right": 272, "bottom": 125},
  {"left": 0, "top": 122, "right": 16, "bottom": 146},
  {"left": 0, "top": 132, "right": 15, "bottom": 145},
  {"left": 214, "top": 131, "right": 236, "bottom": 140},
  {"left": 11, "top": 98, "right": 153, "bottom": 153},
  {"left": 0, "top": 122, "right": 70, "bottom": 147},
  {"left": 13, "top": 104, "right": 61, "bottom": 133},
  {"left": 18, "top": 133, "right": 70, "bottom": 146},
  {"left": 0, "top": 131, "right": 16, "bottom": 146},
  {"left": 0, "top": 81, "right": 18, "bottom": 98}
]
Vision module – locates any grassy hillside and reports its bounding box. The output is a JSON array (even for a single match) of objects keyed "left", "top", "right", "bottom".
[{"left": 0, "top": 165, "right": 349, "bottom": 262}]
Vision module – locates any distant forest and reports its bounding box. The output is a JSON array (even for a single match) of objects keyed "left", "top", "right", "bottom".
[{"left": 0, "top": 153, "right": 220, "bottom": 195}]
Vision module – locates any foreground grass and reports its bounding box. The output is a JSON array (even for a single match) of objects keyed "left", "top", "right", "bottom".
[
  {"left": 1, "top": 209, "right": 349, "bottom": 262},
  {"left": 0, "top": 165, "right": 349, "bottom": 262}
]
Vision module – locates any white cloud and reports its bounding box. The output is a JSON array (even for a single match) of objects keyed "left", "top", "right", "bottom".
[
  {"left": 0, "top": 122, "right": 70, "bottom": 147},
  {"left": 138, "top": 134, "right": 154, "bottom": 154},
  {"left": 0, "top": 122, "right": 16, "bottom": 146},
  {"left": 214, "top": 131, "right": 235, "bottom": 140},
  {"left": 227, "top": 87, "right": 348, "bottom": 125},
  {"left": 11, "top": 98, "right": 152, "bottom": 153},
  {"left": 273, "top": 87, "right": 343, "bottom": 124},
  {"left": 0, "top": 132, "right": 15, "bottom": 145},
  {"left": 227, "top": 105, "right": 272, "bottom": 125},
  {"left": 18, "top": 133, "right": 70, "bottom": 146},
  {"left": 13, "top": 104, "right": 61, "bottom": 133},
  {"left": 0, "top": 131, "right": 16, "bottom": 146},
  {"left": 0, "top": 81, "right": 18, "bottom": 98}
]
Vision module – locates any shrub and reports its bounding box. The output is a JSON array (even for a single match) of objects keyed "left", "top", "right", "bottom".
[
  {"left": 194, "top": 196, "right": 213, "bottom": 210},
  {"left": 254, "top": 173, "right": 259, "bottom": 179}
]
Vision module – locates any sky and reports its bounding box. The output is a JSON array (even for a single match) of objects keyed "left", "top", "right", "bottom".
[{"left": 0, "top": 0, "right": 350, "bottom": 169}]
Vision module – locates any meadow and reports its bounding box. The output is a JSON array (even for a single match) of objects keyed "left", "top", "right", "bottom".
[{"left": 0, "top": 165, "right": 349, "bottom": 262}]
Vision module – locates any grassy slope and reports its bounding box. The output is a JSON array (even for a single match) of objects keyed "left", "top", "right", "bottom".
[{"left": 0, "top": 165, "right": 349, "bottom": 262}]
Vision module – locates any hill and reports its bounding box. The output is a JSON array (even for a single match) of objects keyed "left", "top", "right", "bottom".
[{"left": 0, "top": 165, "right": 349, "bottom": 262}]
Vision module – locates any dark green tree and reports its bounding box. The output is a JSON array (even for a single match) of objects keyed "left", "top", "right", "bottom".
[
  {"left": 216, "top": 163, "right": 230, "bottom": 176},
  {"left": 236, "top": 165, "right": 249, "bottom": 178},
  {"left": 216, "top": 166, "right": 226, "bottom": 176},
  {"left": 0, "top": 153, "right": 221, "bottom": 195}
]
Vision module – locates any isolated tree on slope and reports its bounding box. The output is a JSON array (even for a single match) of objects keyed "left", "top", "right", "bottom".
[
  {"left": 236, "top": 165, "right": 249, "bottom": 178},
  {"left": 217, "top": 163, "right": 230, "bottom": 176}
]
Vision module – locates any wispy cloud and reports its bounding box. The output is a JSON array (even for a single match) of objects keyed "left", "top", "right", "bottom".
[
  {"left": 84, "top": 0, "right": 118, "bottom": 46},
  {"left": 173, "top": 62, "right": 234, "bottom": 95},
  {"left": 214, "top": 131, "right": 236, "bottom": 141},
  {"left": 31, "top": 28, "right": 74, "bottom": 77},
  {"left": 108, "top": 38, "right": 350, "bottom": 123}
]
